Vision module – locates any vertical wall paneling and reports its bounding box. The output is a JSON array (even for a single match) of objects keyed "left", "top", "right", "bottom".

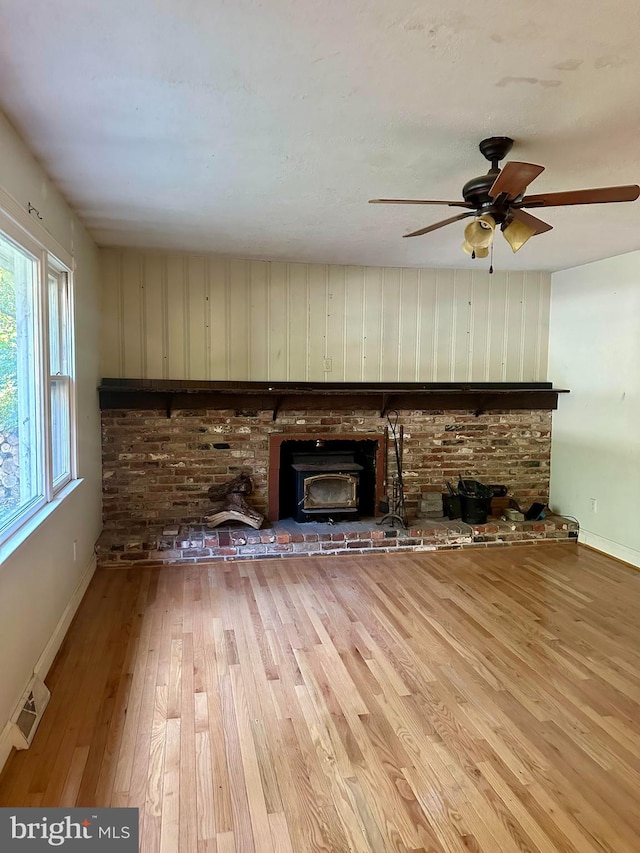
[
  {"left": 413, "top": 269, "right": 423, "bottom": 381},
  {"left": 533, "top": 271, "right": 545, "bottom": 382},
  {"left": 433, "top": 269, "right": 454, "bottom": 381},
  {"left": 99, "top": 250, "right": 551, "bottom": 383},
  {"left": 100, "top": 250, "right": 123, "bottom": 377},
  {"left": 326, "top": 265, "right": 346, "bottom": 380},
  {"left": 398, "top": 268, "right": 419, "bottom": 380},
  {"left": 204, "top": 257, "right": 212, "bottom": 380},
  {"left": 431, "top": 269, "right": 440, "bottom": 381},
  {"left": 449, "top": 270, "right": 458, "bottom": 380},
  {"left": 465, "top": 270, "right": 474, "bottom": 382},
  {"left": 186, "top": 256, "right": 207, "bottom": 380},
  {"left": 452, "top": 271, "right": 472, "bottom": 380},
  {"left": 161, "top": 257, "right": 169, "bottom": 379},
  {"left": 165, "top": 256, "right": 187, "bottom": 378},
  {"left": 470, "top": 270, "right": 490, "bottom": 381},
  {"left": 537, "top": 273, "right": 550, "bottom": 379},
  {"left": 121, "top": 253, "right": 144, "bottom": 377},
  {"left": 344, "top": 267, "right": 365, "bottom": 381},
  {"left": 520, "top": 271, "right": 539, "bottom": 381},
  {"left": 361, "top": 266, "right": 383, "bottom": 382},
  {"left": 142, "top": 253, "right": 166, "bottom": 379},
  {"left": 504, "top": 272, "right": 526, "bottom": 382},
  {"left": 505, "top": 271, "right": 525, "bottom": 382},
  {"left": 415, "top": 269, "right": 434, "bottom": 381},
  {"left": 268, "top": 262, "right": 288, "bottom": 381},
  {"left": 248, "top": 261, "right": 269, "bottom": 381},
  {"left": 288, "top": 264, "right": 309, "bottom": 381},
  {"left": 307, "top": 264, "right": 327, "bottom": 381},
  {"left": 380, "top": 267, "right": 401, "bottom": 382},
  {"left": 486, "top": 272, "right": 508, "bottom": 381},
  {"left": 227, "top": 259, "right": 249, "bottom": 380},
  {"left": 208, "top": 257, "right": 229, "bottom": 379}
]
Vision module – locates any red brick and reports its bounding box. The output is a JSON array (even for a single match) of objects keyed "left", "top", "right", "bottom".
[{"left": 101, "top": 407, "right": 551, "bottom": 528}]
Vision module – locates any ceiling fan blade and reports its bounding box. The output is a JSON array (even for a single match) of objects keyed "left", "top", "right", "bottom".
[
  {"left": 489, "top": 162, "right": 545, "bottom": 200},
  {"left": 509, "top": 207, "right": 553, "bottom": 234},
  {"left": 403, "top": 211, "right": 476, "bottom": 238},
  {"left": 369, "top": 198, "right": 473, "bottom": 208},
  {"left": 520, "top": 184, "right": 640, "bottom": 208}
]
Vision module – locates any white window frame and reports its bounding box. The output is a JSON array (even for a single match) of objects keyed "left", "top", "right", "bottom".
[
  {"left": 0, "top": 194, "right": 77, "bottom": 549},
  {"left": 47, "top": 261, "right": 75, "bottom": 493}
]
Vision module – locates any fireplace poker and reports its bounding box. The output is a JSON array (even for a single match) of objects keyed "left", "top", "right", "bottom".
[
  {"left": 378, "top": 425, "right": 390, "bottom": 514},
  {"left": 377, "top": 411, "right": 407, "bottom": 528}
]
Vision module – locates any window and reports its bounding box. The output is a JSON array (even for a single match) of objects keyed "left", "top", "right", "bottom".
[
  {"left": 0, "top": 212, "right": 75, "bottom": 545},
  {"left": 48, "top": 266, "right": 72, "bottom": 487}
]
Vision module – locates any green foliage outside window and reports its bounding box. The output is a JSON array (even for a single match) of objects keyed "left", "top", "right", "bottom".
[{"left": 0, "top": 266, "right": 17, "bottom": 434}]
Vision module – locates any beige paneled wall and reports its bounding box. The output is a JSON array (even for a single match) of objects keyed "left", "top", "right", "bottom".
[{"left": 100, "top": 249, "right": 550, "bottom": 382}]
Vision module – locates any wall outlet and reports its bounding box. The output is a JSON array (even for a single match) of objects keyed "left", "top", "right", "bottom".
[
  {"left": 589, "top": 498, "right": 597, "bottom": 513},
  {"left": 323, "top": 357, "right": 332, "bottom": 372}
]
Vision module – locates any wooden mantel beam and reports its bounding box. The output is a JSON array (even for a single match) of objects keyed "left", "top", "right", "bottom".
[{"left": 99, "top": 379, "right": 569, "bottom": 417}]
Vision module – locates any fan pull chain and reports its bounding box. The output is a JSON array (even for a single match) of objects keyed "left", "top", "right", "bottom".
[
  {"left": 489, "top": 242, "right": 494, "bottom": 275},
  {"left": 471, "top": 250, "right": 476, "bottom": 259}
]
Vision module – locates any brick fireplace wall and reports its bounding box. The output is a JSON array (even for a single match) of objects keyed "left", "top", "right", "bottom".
[{"left": 101, "top": 407, "right": 551, "bottom": 528}]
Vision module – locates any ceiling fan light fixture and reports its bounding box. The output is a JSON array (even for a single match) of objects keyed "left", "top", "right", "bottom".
[
  {"left": 462, "top": 240, "right": 489, "bottom": 258},
  {"left": 502, "top": 218, "right": 537, "bottom": 253},
  {"left": 463, "top": 214, "right": 496, "bottom": 252},
  {"left": 372, "top": 137, "right": 640, "bottom": 259}
]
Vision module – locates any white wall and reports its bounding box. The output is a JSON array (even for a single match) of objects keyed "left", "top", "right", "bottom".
[
  {"left": 0, "top": 112, "right": 102, "bottom": 768},
  {"left": 549, "top": 251, "right": 640, "bottom": 567},
  {"left": 101, "top": 249, "right": 551, "bottom": 383}
]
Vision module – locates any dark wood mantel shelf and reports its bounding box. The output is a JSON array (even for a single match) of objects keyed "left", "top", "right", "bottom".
[{"left": 99, "top": 379, "right": 569, "bottom": 419}]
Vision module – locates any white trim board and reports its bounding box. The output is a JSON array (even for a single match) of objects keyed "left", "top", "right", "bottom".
[
  {"left": 0, "top": 185, "right": 73, "bottom": 269},
  {"left": 0, "top": 554, "right": 97, "bottom": 774},
  {"left": 34, "top": 554, "right": 97, "bottom": 681},
  {"left": 0, "top": 720, "right": 15, "bottom": 776},
  {"left": 578, "top": 529, "right": 640, "bottom": 570}
]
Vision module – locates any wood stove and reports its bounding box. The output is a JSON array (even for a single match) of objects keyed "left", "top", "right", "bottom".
[{"left": 291, "top": 452, "right": 363, "bottom": 522}]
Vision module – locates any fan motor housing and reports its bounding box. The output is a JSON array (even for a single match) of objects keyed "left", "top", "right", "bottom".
[
  {"left": 462, "top": 174, "right": 495, "bottom": 208},
  {"left": 462, "top": 174, "right": 510, "bottom": 224},
  {"left": 462, "top": 136, "right": 517, "bottom": 221}
]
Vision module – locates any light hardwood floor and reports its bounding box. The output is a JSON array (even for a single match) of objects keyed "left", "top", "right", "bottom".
[{"left": 1, "top": 544, "right": 640, "bottom": 852}]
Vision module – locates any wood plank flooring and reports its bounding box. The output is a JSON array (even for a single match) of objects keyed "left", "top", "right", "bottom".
[{"left": 1, "top": 544, "right": 640, "bottom": 852}]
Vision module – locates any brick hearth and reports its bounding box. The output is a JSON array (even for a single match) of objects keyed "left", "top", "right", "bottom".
[
  {"left": 99, "top": 402, "right": 564, "bottom": 564},
  {"left": 96, "top": 514, "right": 578, "bottom": 566}
]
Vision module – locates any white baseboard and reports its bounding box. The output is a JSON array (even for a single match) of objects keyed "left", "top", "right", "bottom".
[
  {"left": 33, "top": 554, "right": 97, "bottom": 682},
  {"left": 579, "top": 529, "right": 640, "bottom": 569},
  {"left": 0, "top": 721, "right": 14, "bottom": 776},
  {"left": 0, "top": 554, "right": 97, "bottom": 775}
]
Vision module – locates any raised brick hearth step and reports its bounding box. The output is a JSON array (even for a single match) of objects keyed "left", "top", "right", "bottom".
[{"left": 96, "top": 515, "right": 578, "bottom": 567}]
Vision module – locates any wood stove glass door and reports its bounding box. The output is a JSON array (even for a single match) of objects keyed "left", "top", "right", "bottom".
[{"left": 302, "top": 473, "right": 358, "bottom": 511}]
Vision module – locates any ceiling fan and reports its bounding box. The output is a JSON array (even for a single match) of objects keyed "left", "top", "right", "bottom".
[{"left": 370, "top": 137, "right": 640, "bottom": 261}]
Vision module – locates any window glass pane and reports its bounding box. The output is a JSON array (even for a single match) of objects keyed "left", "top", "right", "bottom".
[
  {"left": 48, "top": 265, "right": 72, "bottom": 489},
  {"left": 50, "top": 377, "right": 70, "bottom": 484},
  {"left": 48, "top": 272, "right": 61, "bottom": 375},
  {"left": 59, "top": 274, "right": 69, "bottom": 375},
  {"left": 0, "top": 233, "right": 42, "bottom": 531},
  {"left": 48, "top": 269, "right": 70, "bottom": 376}
]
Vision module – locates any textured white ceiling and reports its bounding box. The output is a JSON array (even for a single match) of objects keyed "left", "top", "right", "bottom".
[{"left": 1, "top": 0, "right": 640, "bottom": 271}]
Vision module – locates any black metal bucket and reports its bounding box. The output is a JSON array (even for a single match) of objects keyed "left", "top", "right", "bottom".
[
  {"left": 459, "top": 493, "right": 492, "bottom": 524},
  {"left": 457, "top": 479, "right": 493, "bottom": 524}
]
